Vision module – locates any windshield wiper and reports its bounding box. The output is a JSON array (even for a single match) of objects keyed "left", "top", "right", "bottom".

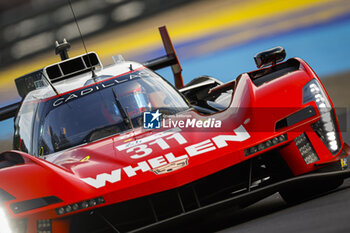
[{"left": 112, "top": 88, "right": 131, "bottom": 128}]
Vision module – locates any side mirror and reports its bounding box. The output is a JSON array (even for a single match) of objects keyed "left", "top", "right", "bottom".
[{"left": 254, "top": 46, "right": 286, "bottom": 68}]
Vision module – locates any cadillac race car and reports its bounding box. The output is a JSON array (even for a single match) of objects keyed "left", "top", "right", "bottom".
[{"left": 0, "top": 26, "right": 350, "bottom": 233}]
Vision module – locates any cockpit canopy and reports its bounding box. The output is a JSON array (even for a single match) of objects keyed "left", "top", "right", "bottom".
[{"left": 14, "top": 68, "right": 189, "bottom": 156}]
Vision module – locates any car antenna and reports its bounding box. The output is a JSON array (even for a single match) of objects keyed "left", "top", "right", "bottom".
[{"left": 67, "top": 0, "right": 97, "bottom": 82}]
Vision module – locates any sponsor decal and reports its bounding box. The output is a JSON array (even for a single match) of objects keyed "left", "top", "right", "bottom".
[
  {"left": 81, "top": 124, "right": 250, "bottom": 188},
  {"left": 341, "top": 157, "right": 348, "bottom": 169},
  {"left": 152, "top": 158, "right": 188, "bottom": 175},
  {"left": 52, "top": 70, "right": 146, "bottom": 107},
  {"left": 116, "top": 128, "right": 181, "bottom": 151},
  {"left": 81, "top": 156, "right": 90, "bottom": 162},
  {"left": 119, "top": 131, "right": 136, "bottom": 140}
]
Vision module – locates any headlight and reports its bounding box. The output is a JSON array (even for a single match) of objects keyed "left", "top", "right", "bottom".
[
  {"left": 0, "top": 208, "right": 13, "bottom": 233},
  {"left": 294, "top": 133, "right": 319, "bottom": 164},
  {"left": 37, "top": 219, "right": 52, "bottom": 233},
  {"left": 303, "top": 79, "right": 341, "bottom": 155},
  {"left": 55, "top": 196, "right": 105, "bottom": 216},
  {"left": 245, "top": 134, "right": 287, "bottom": 156}
]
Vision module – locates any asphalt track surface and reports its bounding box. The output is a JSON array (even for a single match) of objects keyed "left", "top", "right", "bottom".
[
  {"left": 183, "top": 179, "right": 350, "bottom": 233},
  {"left": 220, "top": 180, "right": 350, "bottom": 233}
]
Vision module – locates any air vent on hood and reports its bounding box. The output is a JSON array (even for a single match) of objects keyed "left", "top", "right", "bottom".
[
  {"left": 0, "top": 188, "right": 15, "bottom": 202},
  {"left": 0, "top": 152, "right": 25, "bottom": 169},
  {"left": 249, "top": 58, "right": 300, "bottom": 86}
]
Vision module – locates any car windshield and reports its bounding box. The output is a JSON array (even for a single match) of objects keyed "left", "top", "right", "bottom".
[{"left": 35, "top": 69, "right": 189, "bottom": 155}]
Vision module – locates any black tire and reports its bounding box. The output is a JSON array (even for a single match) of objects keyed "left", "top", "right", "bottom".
[{"left": 280, "top": 161, "right": 344, "bottom": 204}]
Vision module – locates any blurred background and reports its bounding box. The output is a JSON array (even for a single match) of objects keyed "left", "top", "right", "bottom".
[{"left": 1, "top": 0, "right": 350, "bottom": 151}]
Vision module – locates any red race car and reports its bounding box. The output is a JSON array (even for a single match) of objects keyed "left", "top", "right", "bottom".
[{"left": 0, "top": 26, "right": 349, "bottom": 233}]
